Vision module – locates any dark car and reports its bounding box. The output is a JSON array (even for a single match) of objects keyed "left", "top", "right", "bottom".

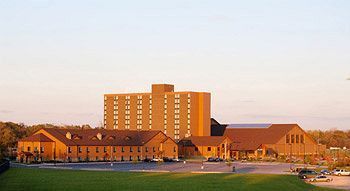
[
  {"left": 320, "top": 169, "right": 331, "bottom": 175},
  {"left": 215, "top": 158, "right": 224, "bottom": 162},
  {"left": 143, "top": 158, "right": 152, "bottom": 162},
  {"left": 163, "top": 157, "right": 174, "bottom": 162},
  {"left": 207, "top": 157, "right": 216, "bottom": 162},
  {"left": 298, "top": 169, "right": 318, "bottom": 179}
]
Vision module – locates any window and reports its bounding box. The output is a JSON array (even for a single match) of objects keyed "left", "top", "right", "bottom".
[
  {"left": 122, "top": 147, "right": 124, "bottom": 152},
  {"left": 207, "top": 147, "right": 211, "bottom": 151},
  {"left": 153, "top": 147, "right": 155, "bottom": 152},
  {"left": 96, "top": 156, "right": 99, "bottom": 161},
  {"left": 291, "top": 134, "right": 295, "bottom": 143},
  {"left": 78, "top": 147, "right": 82, "bottom": 153},
  {"left": 129, "top": 156, "right": 132, "bottom": 161},
  {"left": 300, "top": 135, "right": 304, "bottom": 143},
  {"left": 96, "top": 147, "right": 99, "bottom": 153},
  {"left": 87, "top": 147, "right": 90, "bottom": 153},
  {"left": 40, "top": 147, "right": 44, "bottom": 153},
  {"left": 296, "top": 135, "right": 299, "bottom": 143},
  {"left": 68, "top": 147, "right": 71, "bottom": 153},
  {"left": 104, "top": 147, "right": 107, "bottom": 153},
  {"left": 286, "top": 134, "right": 290, "bottom": 143},
  {"left": 121, "top": 156, "right": 124, "bottom": 161},
  {"left": 173, "top": 147, "right": 176, "bottom": 152},
  {"left": 138, "top": 147, "right": 141, "bottom": 152},
  {"left": 130, "top": 147, "right": 133, "bottom": 152},
  {"left": 195, "top": 147, "right": 198, "bottom": 151},
  {"left": 113, "top": 147, "right": 117, "bottom": 153}
]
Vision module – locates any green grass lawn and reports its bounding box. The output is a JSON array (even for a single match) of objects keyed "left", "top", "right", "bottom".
[{"left": 0, "top": 168, "right": 341, "bottom": 191}]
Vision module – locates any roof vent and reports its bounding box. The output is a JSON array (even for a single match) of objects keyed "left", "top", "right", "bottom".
[
  {"left": 97, "top": 133, "right": 102, "bottom": 140},
  {"left": 66, "top": 132, "right": 72, "bottom": 140}
]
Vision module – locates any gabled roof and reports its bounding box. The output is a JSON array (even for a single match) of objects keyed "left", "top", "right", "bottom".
[
  {"left": 19, "top": 133, "right": 53, "bottom": 142},
  {"left": 224, "top": 124, "right": 304, "bottom": 151},
  {"left": 179, "top": 136, "right": 231, "bottom": 147},
  {"left": 210, "top": 118, "right": 228, "bottom": 136},
  {"left": 36, "top": 128, "right": 164, "bottom": 146},
  {"left": 227, "top": 124, "right": 272, "bottom": 128}
]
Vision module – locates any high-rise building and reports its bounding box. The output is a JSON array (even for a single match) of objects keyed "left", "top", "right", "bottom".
[{"left": 104, "top": 84, "right": 211, "bottom": 141}]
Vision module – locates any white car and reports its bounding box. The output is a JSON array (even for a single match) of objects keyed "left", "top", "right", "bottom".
[
  {"left": 151, "top": 158, "right": 163, "bottom": 162},
  {"left": 309, "top": 175, "right": 333, "bottom": 182},
  {"left": 332, "top": 169, "right": 350, "bottom": 176}
]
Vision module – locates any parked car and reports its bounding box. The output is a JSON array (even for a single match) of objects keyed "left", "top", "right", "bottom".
[
  {"left": 143, "top": 158, "right": 152, "bottom": 162},
  {"left": 309, "top": 175, "right": 333, "bottom": 182},
  {"left": 151, "top": 158, "right": 163, "bottom": 162},
  {"left": 172, "top": 158, "right": 182, "bottom": 162},
  {"left": 332, "top": 169, "right": 350, "bottom": 176},
  {"left": 320, "top": 169, "right": 331, "bottom": 175},
  {"left": 207, "top": 157, "right": 216, "bottom": 162},
  {"left": 298, "top": 169, "right": 318, "bottom": 179},
  {"left": 162, "top": 157, "right": 174, "bottom": 162},
  {"left": 215, "top": 158, "right": 224, "bottom": 162}
]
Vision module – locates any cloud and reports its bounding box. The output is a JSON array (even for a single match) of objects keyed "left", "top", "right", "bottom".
[
  {"left": 0, "top": 110, "right": 13, "bottom": 114},
  {"left": 240, "top": 100, "right": 256, "bottom": 103},
  {"left": 208, "top": 15, "right": 234, "bottom": 23}
]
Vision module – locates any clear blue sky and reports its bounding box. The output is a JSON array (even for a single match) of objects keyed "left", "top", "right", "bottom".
[{"left": 0, "top": 0, "right": 349, "bottom": 130}]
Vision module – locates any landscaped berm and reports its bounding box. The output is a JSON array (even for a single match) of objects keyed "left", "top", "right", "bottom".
[{"left": 0, "top": 168, "right": 340, "bottom": 191}]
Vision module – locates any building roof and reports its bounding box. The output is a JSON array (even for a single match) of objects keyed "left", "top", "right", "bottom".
[
  {"left": 179, "top": 136, "right": 230, "bottom": 147},
  {"left": 227, "top": 124, "right": 272, "bottom": 128},
  {"left": 224, "top": 124, "right": 303, "bottom": 151},
  {"left": 210, "top": 118, "right": 228, "bottom": 136},
  {"left": 26, "top": 128, "right": 167, "bottom": 146},
  {"left": 19, "top": 133, "right": 54, "bottom": 142}
]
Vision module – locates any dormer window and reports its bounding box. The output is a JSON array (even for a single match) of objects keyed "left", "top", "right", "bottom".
[
  {"left": 124, "top": 136, "right": 131, "bottom": 141},
  {"left": 97, "top": 133, "right": 102, "bottom": 140},
  {"left": 73, "top": 135, "right": 81, "bottom": 140},
  {"left": 66, "top": 132, "right": 72, "bottom": 140}
]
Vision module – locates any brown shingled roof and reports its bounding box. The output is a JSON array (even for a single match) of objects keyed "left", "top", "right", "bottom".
[
  {"left": 224, "top": 124, "right": 305, "bottom": 151},
  {"left": 180, "top": 136, "right": 231, "bottom": 147},
  {"left": 19, "top": 133, "right": 53, "bottom": 142},
  {"left": 41, "top": 128, "right": 164, "bottom": 146}
]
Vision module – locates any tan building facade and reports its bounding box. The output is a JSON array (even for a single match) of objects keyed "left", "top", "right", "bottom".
[
  {"left": 178, "top": 136, "right": 232, "bottom": 159},
  {"left": 104, "top": 84, "right": 211, "bottom": 141},
  {"left": 222, "top": 124, "right": 326, "bottom": 160},
  {"left": 17, "top": 128, "right": 178, "bottom": 163}
]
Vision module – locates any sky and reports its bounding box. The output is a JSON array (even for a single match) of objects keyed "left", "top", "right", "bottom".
[{"left": 0, "top": 0, "right": 349, "bottom": 130}]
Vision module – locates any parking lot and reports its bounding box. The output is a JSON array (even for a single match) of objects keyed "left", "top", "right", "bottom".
[
  {"left": 12, "top": 161, "right": 299, "bottom": 174},
  {"left": 12, "top": 161, "right": 349, "bottom": 190}
]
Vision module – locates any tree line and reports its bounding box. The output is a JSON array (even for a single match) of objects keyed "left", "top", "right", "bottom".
[{"left": 307, "top": 129, "right": 350, "bottom": 149}]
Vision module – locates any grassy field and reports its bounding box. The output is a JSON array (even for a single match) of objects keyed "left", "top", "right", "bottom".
[{"left": 0, "top": 168, "right": 341, "bottom": 191}]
